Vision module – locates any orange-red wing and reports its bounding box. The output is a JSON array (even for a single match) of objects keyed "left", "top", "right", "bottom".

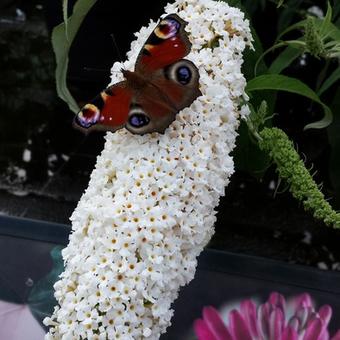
[
  {"left": 135, "top": 14, "right": 191, "bottom": 73},
  {"left": 100, "top": 85, "right": 132, "bottom": 127},
  {"left": 137, "top": 37, "right": 188, "bottom": 72},
  {"left": 75, "top": 83, "right": 132, "bottom": 133}
]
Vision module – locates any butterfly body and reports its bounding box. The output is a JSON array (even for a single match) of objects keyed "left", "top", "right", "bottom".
[
  {"left": 75, "top": 14, "right": 201, "bottom": 134},
  {"left": 122, "top": 70, "right": 148, "bottom": 91}
]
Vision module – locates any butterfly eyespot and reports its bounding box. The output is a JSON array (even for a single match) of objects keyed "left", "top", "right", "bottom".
[
  {"left": 155, "top": 19, "right": 180, "bottom": 39},
  {"left": 165, "top": 59, "right": 198, "bottom": 87},
  {"left": 128, "top": 113, "right": 150, "bottom": 128},
  {"left": 176, "top": 66, "right": 191, "bottom": 85},
  {"left": 76, "top": 104, "right": 100, "bottom": 128}
]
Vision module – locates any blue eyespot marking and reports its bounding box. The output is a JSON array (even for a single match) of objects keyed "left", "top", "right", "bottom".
[
  {"left": 76, "top": 104, "right": 100, "bottom": 128},
  {"left": 166, "top": 18, "right": 180, "bottom": 36},
  {"left": 129, "top": 113, "right": 150, "bottom": 128},
  {"left": 156, "top": 18, "right": 180, "bottom": 39},
  {"left": 176, "top": 66, "right": 191, "bottom": 85}
]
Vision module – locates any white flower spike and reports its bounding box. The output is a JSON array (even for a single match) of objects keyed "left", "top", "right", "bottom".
[{"left": 44, "top": 0, "right": 252, "bottom": 339}]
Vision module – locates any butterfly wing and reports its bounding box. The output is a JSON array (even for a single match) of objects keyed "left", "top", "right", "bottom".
[
  {"left": 135, "top": 14, "right": 192, "bottom": 74},
  {"left": 74, "top": 82, "right": 132, "bottom": 133}
]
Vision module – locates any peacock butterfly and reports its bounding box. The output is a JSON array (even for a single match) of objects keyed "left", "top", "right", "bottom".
[{"left": 74, "top": 14, "right": 201, "bottom": 134}]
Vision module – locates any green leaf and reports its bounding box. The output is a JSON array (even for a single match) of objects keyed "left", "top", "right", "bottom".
[
  {"left": 277, "top": 0, "right": 285, "bottom": 8},
  {"left": 318, "top": 66, "right": 340, "bottom": 95},
  {"left": 276, "top": 19, "right": 306, "bottom": 43},
  {"left": 325, "top": 21, "right": 340, "bottom": 41},
  {"left": 320, "top": 2, "right": 332, "bottom": 36},
  {"left": 62, "top": 0, "right": 69, "bottom": 40},
  {"left": 28, "top": 246, "right": 64, "bottom": 324},
  {"left": 268, "top": 45, "right": 302, "bottom": 74},
  {"left": 246, "top": 74, "right": 333, "bottom": 129},
  {"left": 51, "top": 0, "right": 98, "bottom": 113},
  {"left": 254, "top": 40, "right": 305, "bottom": 77}
]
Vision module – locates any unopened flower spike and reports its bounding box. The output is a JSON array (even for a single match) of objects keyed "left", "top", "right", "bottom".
[
  {"left": 259, "top": 127, "right": 340, "bottom": 229},
  {"left": 44, "top": 0, "right": 252, "bottom": 339},
  {"left": 304, "top": 16, "right": 326, "bottom": 58}
]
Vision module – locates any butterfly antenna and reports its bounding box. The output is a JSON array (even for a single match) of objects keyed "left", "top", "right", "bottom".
[{"left": 110, "top": 33, "right": 124, "bottom": 65}]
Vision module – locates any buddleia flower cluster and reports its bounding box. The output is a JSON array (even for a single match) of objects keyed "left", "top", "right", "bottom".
[{"left": 44, "top": 0, "right": 252, "bottom": 339}]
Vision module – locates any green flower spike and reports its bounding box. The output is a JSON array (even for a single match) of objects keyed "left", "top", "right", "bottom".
[
  {"left": 304, "top": 16, "right": 326, "bottom": 59},
  {"left": 258, "top": 127, "right": 340, "bottom": 229}
]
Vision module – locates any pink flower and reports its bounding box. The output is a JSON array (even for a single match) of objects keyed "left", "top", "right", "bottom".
[{"left": 194, "top": 292, "right": 340, "bottom": 340}]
